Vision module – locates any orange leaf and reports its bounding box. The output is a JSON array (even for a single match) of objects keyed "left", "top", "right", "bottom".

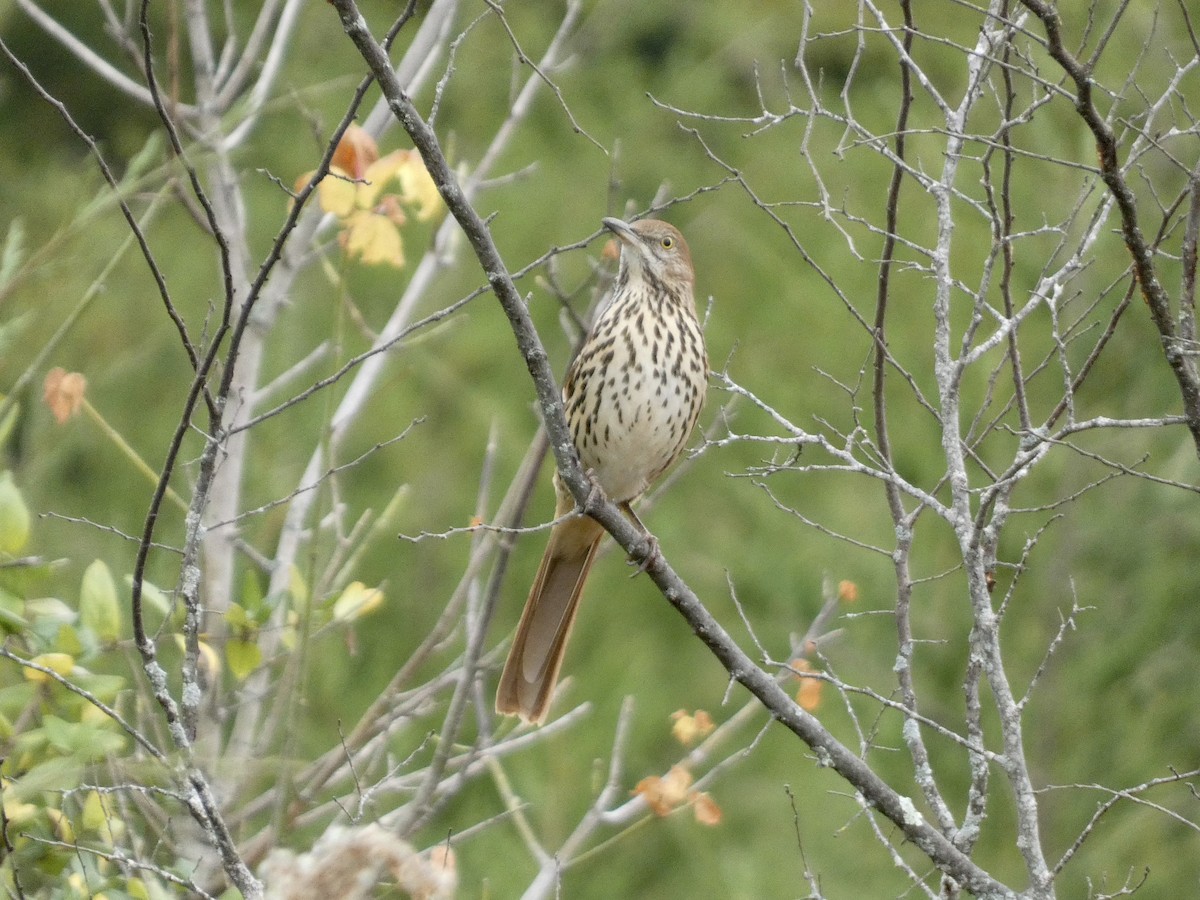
[
  {"left": 790, "top": 658, "right": 823, "bottom": 711},
  {"left": 634, "top": 766, "right": 693, "bottom": 816},
  {"left": 633, "top": 775, "right": 669, "bottom": 816},
  {"left": 692, "top": 791, "right": 723, "bottom": 826},
  {"left": 332, "top": 124, "right": 379, "bottom": 180},
  {"left": 790, "top": 658, "right": 813, "bottom": 675},
  {"left": 796, "top": 675, "right": 823, "bottom": 712},
  {"left": 661, "top": 765, "right": 692, "bottom": 805},
  {"left": 43, "top": 367, "right": 86, "bottom": 424},
  {"left": 377, "top": 194, "right": 409, "bottom": 226}
]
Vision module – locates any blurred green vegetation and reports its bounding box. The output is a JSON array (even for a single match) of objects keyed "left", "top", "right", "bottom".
[{"left": 1, "top": 0, "right": 1199, "bottom": 896}]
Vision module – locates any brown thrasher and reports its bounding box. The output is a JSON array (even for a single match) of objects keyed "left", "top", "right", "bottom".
[{"left": 496, "top": 217, "right": 708, "bottom": 723}]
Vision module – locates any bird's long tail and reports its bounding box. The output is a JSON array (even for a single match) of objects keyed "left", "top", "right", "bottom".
[{"left": 496, "top": 512, "right": 604, "bottom": 723}]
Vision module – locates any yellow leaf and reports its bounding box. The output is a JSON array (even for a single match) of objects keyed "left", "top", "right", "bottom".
[
  {"left": 332, "top": 581, "right": 385, "bottom": 623},
  {"left": 82, "top": 790, "right": 106, "bottom": 832},
  {"left": 82, "top": 789, "right": 127, "bottom": 844},
  {"left": 45, "top": 806, "right": 74, "bottom": 842},
  {"left": 24, "top": 652, "right": 74, "bottom": 682},
  {"left": 317, "top": 166, "right": 359, "bottom": 219},
  {"left": 3, "top": 799, "right": 37, "bottom": 825},
  {"left": 340, "top": 211, "right": 405, "bottom": 268},
  {"left": 173, "top": 635, "right": 223, "bottom": 680},
  {"left": 1, "top": 788, "right": 37, "bottom": 825},
  {"left": 670, "top": 709, "right": 715, "bottom": 746},
  {"left": 359, "top": 150, "right": 410, "bottom": 209},
  {"left": 397, "top": 152, "right": 442, "bottom": 221}
]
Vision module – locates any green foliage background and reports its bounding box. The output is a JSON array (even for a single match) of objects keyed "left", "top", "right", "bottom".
[{"left": 1, "top": 0, "right": 1198, "bottom": 896}]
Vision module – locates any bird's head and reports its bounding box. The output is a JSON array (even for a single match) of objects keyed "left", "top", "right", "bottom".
[{"left": 602, "top": 217, "right": 695, "bottom": 291}]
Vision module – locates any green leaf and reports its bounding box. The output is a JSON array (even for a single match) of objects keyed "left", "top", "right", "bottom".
[
  {"left": 73, "top": 673, "right": 126, "bottom": 703},
  {"left": 0, "top": 682, "right": 36, "bottom": 717},
  {"left": 41, "top": 715, "right": 125, "bottom": 760},
  {"left": 80, "top": 559, "right": 121, "bottom": 643},
  {"left": 0, "top": 556, "right": 61, "bottom": 600},
  {"left": 120, "top": 131, "right": 163, "bottom": 189},
  {"left": 288, "top": 564, "right": 309, "bottom": 614},
  {"left": 224, "top": 602, "right": 250, "bottom": 630},
  {"left": 54, "top": 623, "right": 83, "bottom": 656},
  {"left": 0, "top": 397, "right": 19, "bottom": 448},
  {"left": 240, "top": 569, "right": 265, "bottom": 618},
  {"left": 24, "top": 597, "right": 76, "bottom": 625},
  {"left": 5, "top": 756, "right": 84, "bottom": 800},
  {"left": 124, "top": 575, "right": 177, "bottom": 630},
  {"left": 0, "top": 472, "right": 30, "bottom": 555},
  {"left": 0, "top": 218, "right": 24, "bottom": 291},
  {"left": 225, "top": 638, "right": 262, "bottom": 681},
  {"left": 0, "top": 589, "right": 29, "bottom": 634}
]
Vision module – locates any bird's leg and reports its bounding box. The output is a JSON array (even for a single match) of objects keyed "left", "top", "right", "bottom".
[
  {"left": 619, "top": 502, "right": 661, "bottom": 574},
  {"left": 576, "top": 467, "right": 611, "bottom": 518}
]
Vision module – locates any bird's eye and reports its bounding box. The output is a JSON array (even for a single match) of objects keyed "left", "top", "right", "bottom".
[{"left": 661, "top": 236, "right": 675, "bottom": 250}]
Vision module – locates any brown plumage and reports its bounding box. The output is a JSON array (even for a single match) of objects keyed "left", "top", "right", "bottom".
[{"left": 496, "top": 217, "right": 708, "bottom": 723}]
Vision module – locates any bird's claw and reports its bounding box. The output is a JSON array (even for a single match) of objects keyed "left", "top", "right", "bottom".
[
  {"left": 627, "top": 532, "right": 661, "bottom": 576},
  {"left": 579, "top": 469, "right": 607, "bottom": 517}
]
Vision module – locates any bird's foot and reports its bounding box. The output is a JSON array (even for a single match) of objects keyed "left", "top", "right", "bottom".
[
  {"left": 579, "top": 469, "right": 609, "bottom": 518},
  {"left": 627, "top": 531, "right": 661, "bottom": 576}
]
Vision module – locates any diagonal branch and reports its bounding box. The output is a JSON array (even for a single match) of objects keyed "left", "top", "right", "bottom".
[{"left": 328, "top": 1, "right": 1018, "bottom": 895}]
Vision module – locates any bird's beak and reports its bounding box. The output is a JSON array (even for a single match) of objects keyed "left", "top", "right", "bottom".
[{"left": 602, "top": 217, "right": 638, "bottom": 245}]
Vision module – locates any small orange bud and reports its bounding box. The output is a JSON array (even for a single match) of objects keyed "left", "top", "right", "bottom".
[
  {"left": 790, "top": 658, "right": 823, "bottom": 711},
  {"left": 634, "top": 765, "right": 693, "bottom": 816},
  {"left": 44, "top": 367, "right": 87, "bottom": 424},
  {"left": 837, "top": 580, "right": 859, "bottom": 603},
  {"left": 692, "top": 791, "right": 723, "bottom": 826},
  {"left": 797, "top": 677, "right": 823, "bottom": 711}
]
